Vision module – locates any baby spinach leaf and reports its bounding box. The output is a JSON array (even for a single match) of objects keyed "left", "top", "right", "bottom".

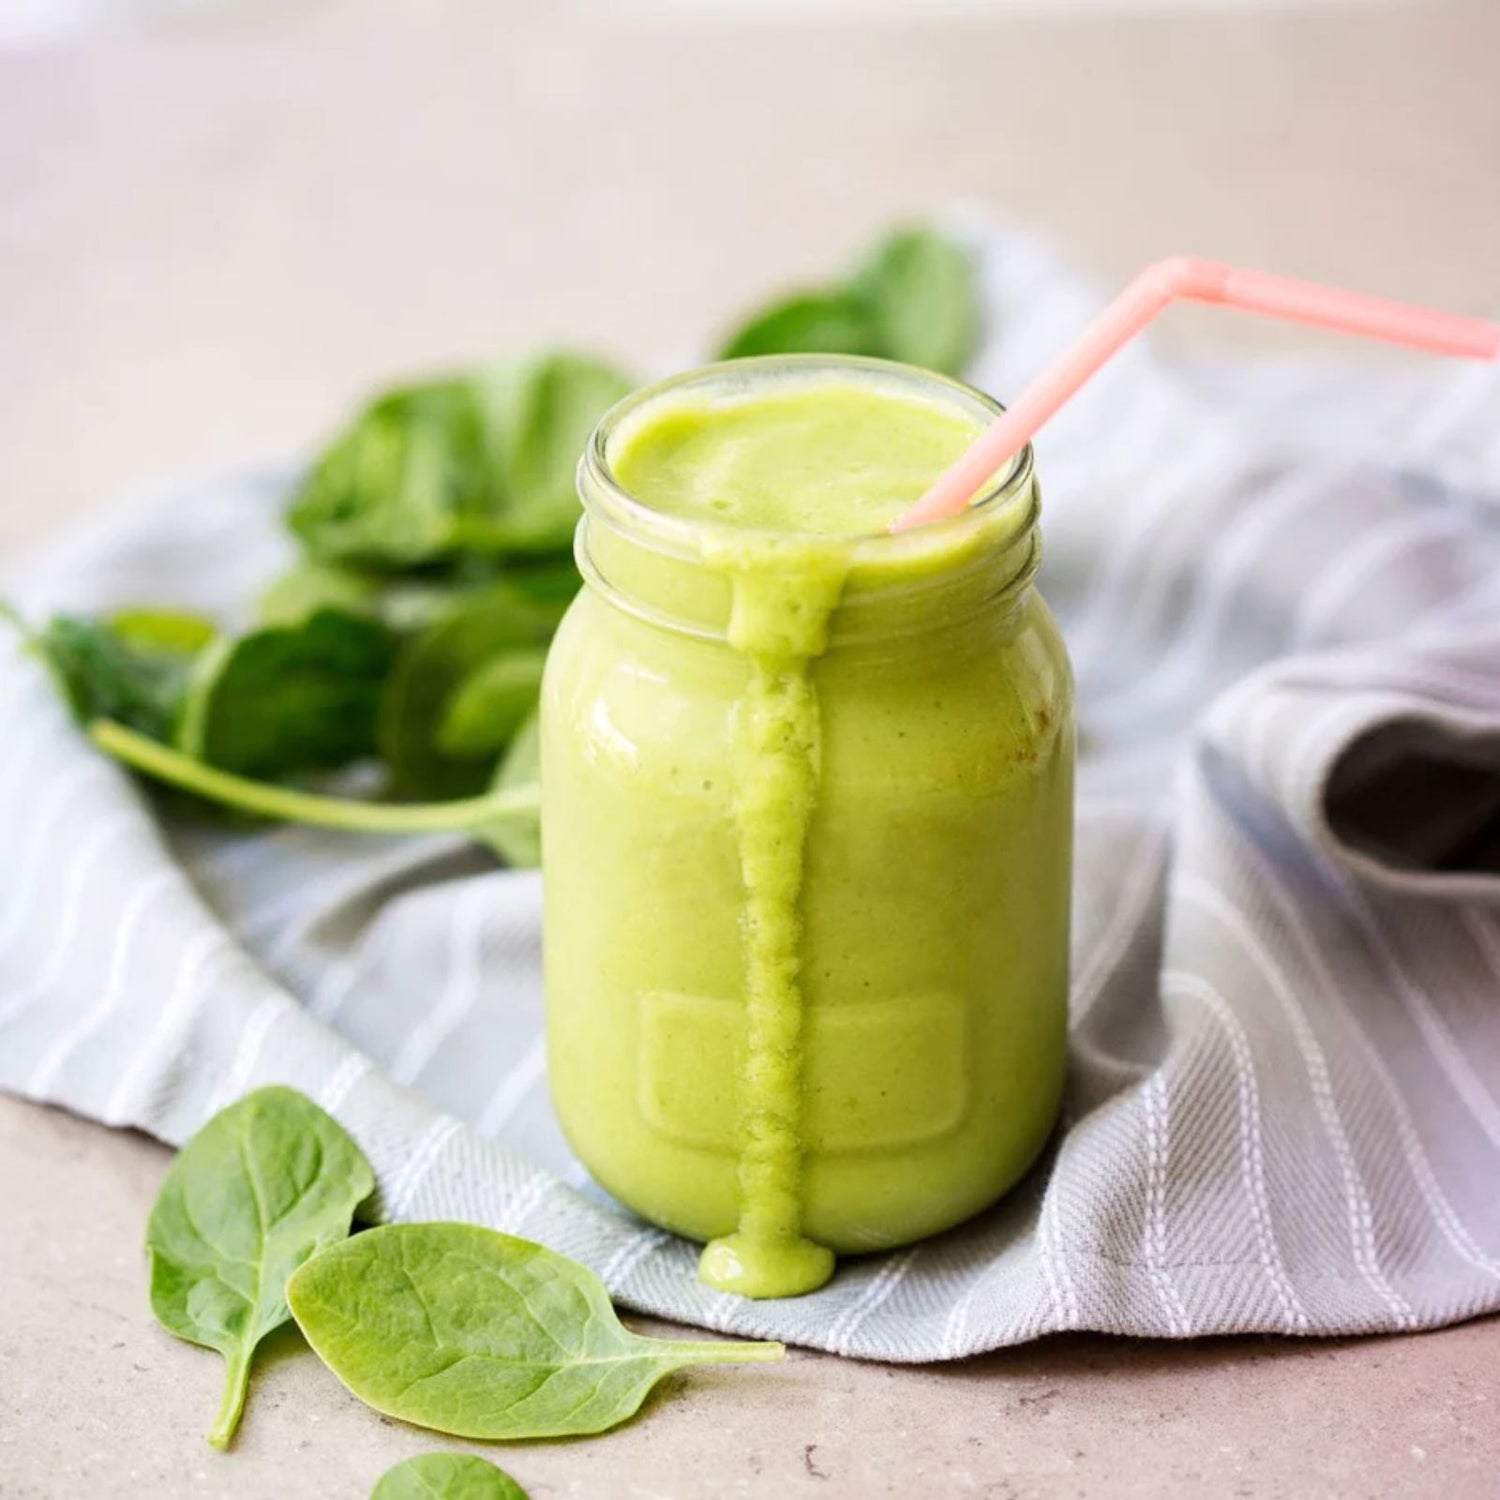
[
  {"left": 373, "top": 574, "right": 511, "bottom": 634},
  {"left": 178, "top": 607, "right": 399, "bottom": 780},
  {"left": 286, "top": 1223, "right": 783, "bottom": 1441},
  {"left": 436, "top": 648, "right": 549, "bottom": 757},
  {"left": 19, "top": 609, "right": 217, "bottom": 743},
  {"left": 286, "top": 354, "right": 630, "bottom": 572},
  {"left": 379, "top": 586, "right": 564, "bottom": 801},
  {"left": 358, "top": 556, "right": 578, "bottom": 637},
  {"left": 715, "top": 225, "right": 979, "bottom": 375},
  {"left": 477, "top": 710, "right": 542, "bottom": 869},
  {"left": 108, "top": 608, "right": 220, "bottom": 656},
  {"left": 259, "top": 559, "right": 559, "bottom": 637},
  {"left": 853, "top": 227, "right": 978, "bottom": 376},
  {"left": 289, "top": 379, "right": 492, "bottom": 571},
  {"left": 372, "top": 1454, "right": 529, "bottom": 1500},
  {"left": 716, "top": 290, "right": 878, "bottom": 363},
  {"left": 475, "top": 352, "right": 634, "bottom": 555},
  {"left": 145, "top": 1085, "right": 374, "bottom": 1450},
  {"left": 257, "top": 562, "right": 383, "bottom": 627},
  {"left": 17, "top": 603, "right": 408, "bottom": 802},
  {"left": 499, "top": 555, "right": 582, "bottom": 617}
]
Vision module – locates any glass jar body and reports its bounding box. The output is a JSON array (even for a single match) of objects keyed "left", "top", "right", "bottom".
[{"left": 542, "top": 512, "right": 1073, "bottom": 1253}]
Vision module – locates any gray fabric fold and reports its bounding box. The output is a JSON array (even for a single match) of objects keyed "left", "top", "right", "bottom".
[{"left": 4, "top": 215, "right": 1500, "bottom": 1359}]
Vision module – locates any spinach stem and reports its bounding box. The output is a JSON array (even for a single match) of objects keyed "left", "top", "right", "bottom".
[
  {"left": 658, "top": 1340, "right": 785, "bottom": 1364},
  {"left": 88, "top": 719, "right": 539, "bottom": 835},
  {"left": 207, "top": 1348, "right": 252, "bottom": 1450}
]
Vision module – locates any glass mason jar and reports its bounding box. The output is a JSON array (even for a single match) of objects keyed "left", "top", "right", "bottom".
[{"left": 542, "top": 357, "right": 1073, "bottom": 1292}]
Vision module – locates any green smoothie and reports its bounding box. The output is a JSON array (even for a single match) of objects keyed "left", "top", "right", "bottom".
[
  {"left": 609, "top": 381, "right": 983, "bottom": 534},
  {"left": 543, "top": 358, "right": 1073, "bottom": 1299}
]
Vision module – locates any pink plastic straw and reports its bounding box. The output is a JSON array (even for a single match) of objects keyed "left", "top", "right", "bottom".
[{"left": 891, "top": 256, "right": 1500, "bottom": 533}]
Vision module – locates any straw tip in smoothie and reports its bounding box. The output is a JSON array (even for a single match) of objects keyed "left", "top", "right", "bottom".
[{"left": 699, "top": 1232, "right": 836, "bottom": 1299}]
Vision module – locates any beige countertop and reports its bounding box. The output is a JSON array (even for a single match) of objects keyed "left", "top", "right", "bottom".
[
  {"left": 3, "top": 2, "right": 1498, "bottom": 1496},
  {"left": 5, "top": 1094, "right": 1497, "bottom": 1499}
]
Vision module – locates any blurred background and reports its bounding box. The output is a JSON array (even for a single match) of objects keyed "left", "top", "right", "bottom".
[{"left": 2, "top": 0, "right": 1496, "bottom": 554}]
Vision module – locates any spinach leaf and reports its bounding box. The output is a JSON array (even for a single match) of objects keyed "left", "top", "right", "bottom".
[
  {"left": 16, "top": 603, "right": 399, "bottom": 787},
  {"left": 436, "top": 648, "right": 549, "bottom": 757},
  {"left": 379, "top": 587, "right": 564, "bottom": 800},
  {"left": 258, "top": 560, "right": 542, "bottom": 638},
  {"left": 257, "top": 562, "right": 383, "bottom": 627},
  {"left": 476, "top": 353, "right": 634, "bottom": 554},
  {"left": 288, "top": 379, "right": 492, "bottom": 571},
  {"left": 716, "top": 290, "right": 878, "bottom": 362},
  {"left": 286, "top": 354, "right": 630, "bottom": 572},
  {"left": 477, "top": 710, "right": 542, "bottom": 869},
  {"left": 853, "top": 227, "right": 978, "bottom": 376},
  {"left": 499, "top": 555, "right": 582, "bottom": 617},
  {"left": 372, "top": 1454, "right": 529, "bottom": 1500},
  {"left": 715, "top": 225, "right": 979, "bottom": 376},
  {"left": 179, "top": 607, "right": 399, "bottom": 780},
  {"left": 108, "top": 608, "right": 220, "bottom": 656},
  {"left": 373, "top": 573, "right": 516, "bottom": 634},
  {"left": 145, "top": 1085, "right": 374, "bottom": 1449},
  {"left": 21, "top": 609, "right": 217, "bottom": 743},
  {"left": 287, "top": 1223, "right": 783, "bottom": 1441}
]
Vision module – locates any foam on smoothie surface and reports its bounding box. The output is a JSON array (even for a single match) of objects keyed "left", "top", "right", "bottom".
[
  {"left": 608, "top": 378, "right": 982, "bottom": 1298},
  {"left": 609, "top": 380, "right": 983, "bottom": 536}
]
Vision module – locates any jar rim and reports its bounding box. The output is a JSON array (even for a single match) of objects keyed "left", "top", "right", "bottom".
[{"left": 577, "top": 354, "right": 1035, "bottom": 563}]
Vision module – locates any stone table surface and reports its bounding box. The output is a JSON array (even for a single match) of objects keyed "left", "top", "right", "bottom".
[{"left": 2, "top": 2, "right": 1498, "bottom": 1496}]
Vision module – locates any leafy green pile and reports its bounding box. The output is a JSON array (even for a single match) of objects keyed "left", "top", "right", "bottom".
[
  {"left": 8, "top": 225, "right": 980, "bottom": 859},
  {"left": 148, "top": 1087, "right": 781, "bottom": 1473}
]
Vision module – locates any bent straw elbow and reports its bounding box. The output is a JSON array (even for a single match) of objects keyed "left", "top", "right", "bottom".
[{"left": 892, "top": 256, "right": 1500, "bottom": 532}]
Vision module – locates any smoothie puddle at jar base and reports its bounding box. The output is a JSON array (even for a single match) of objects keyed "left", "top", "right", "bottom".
[{"left": 610, "top": 382, "right": 985, "bottom": 1298}]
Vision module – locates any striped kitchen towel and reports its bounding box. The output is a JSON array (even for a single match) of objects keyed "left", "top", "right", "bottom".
[{"left": 3, "top": 213, "right": 1499, "bottom": 1359}]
